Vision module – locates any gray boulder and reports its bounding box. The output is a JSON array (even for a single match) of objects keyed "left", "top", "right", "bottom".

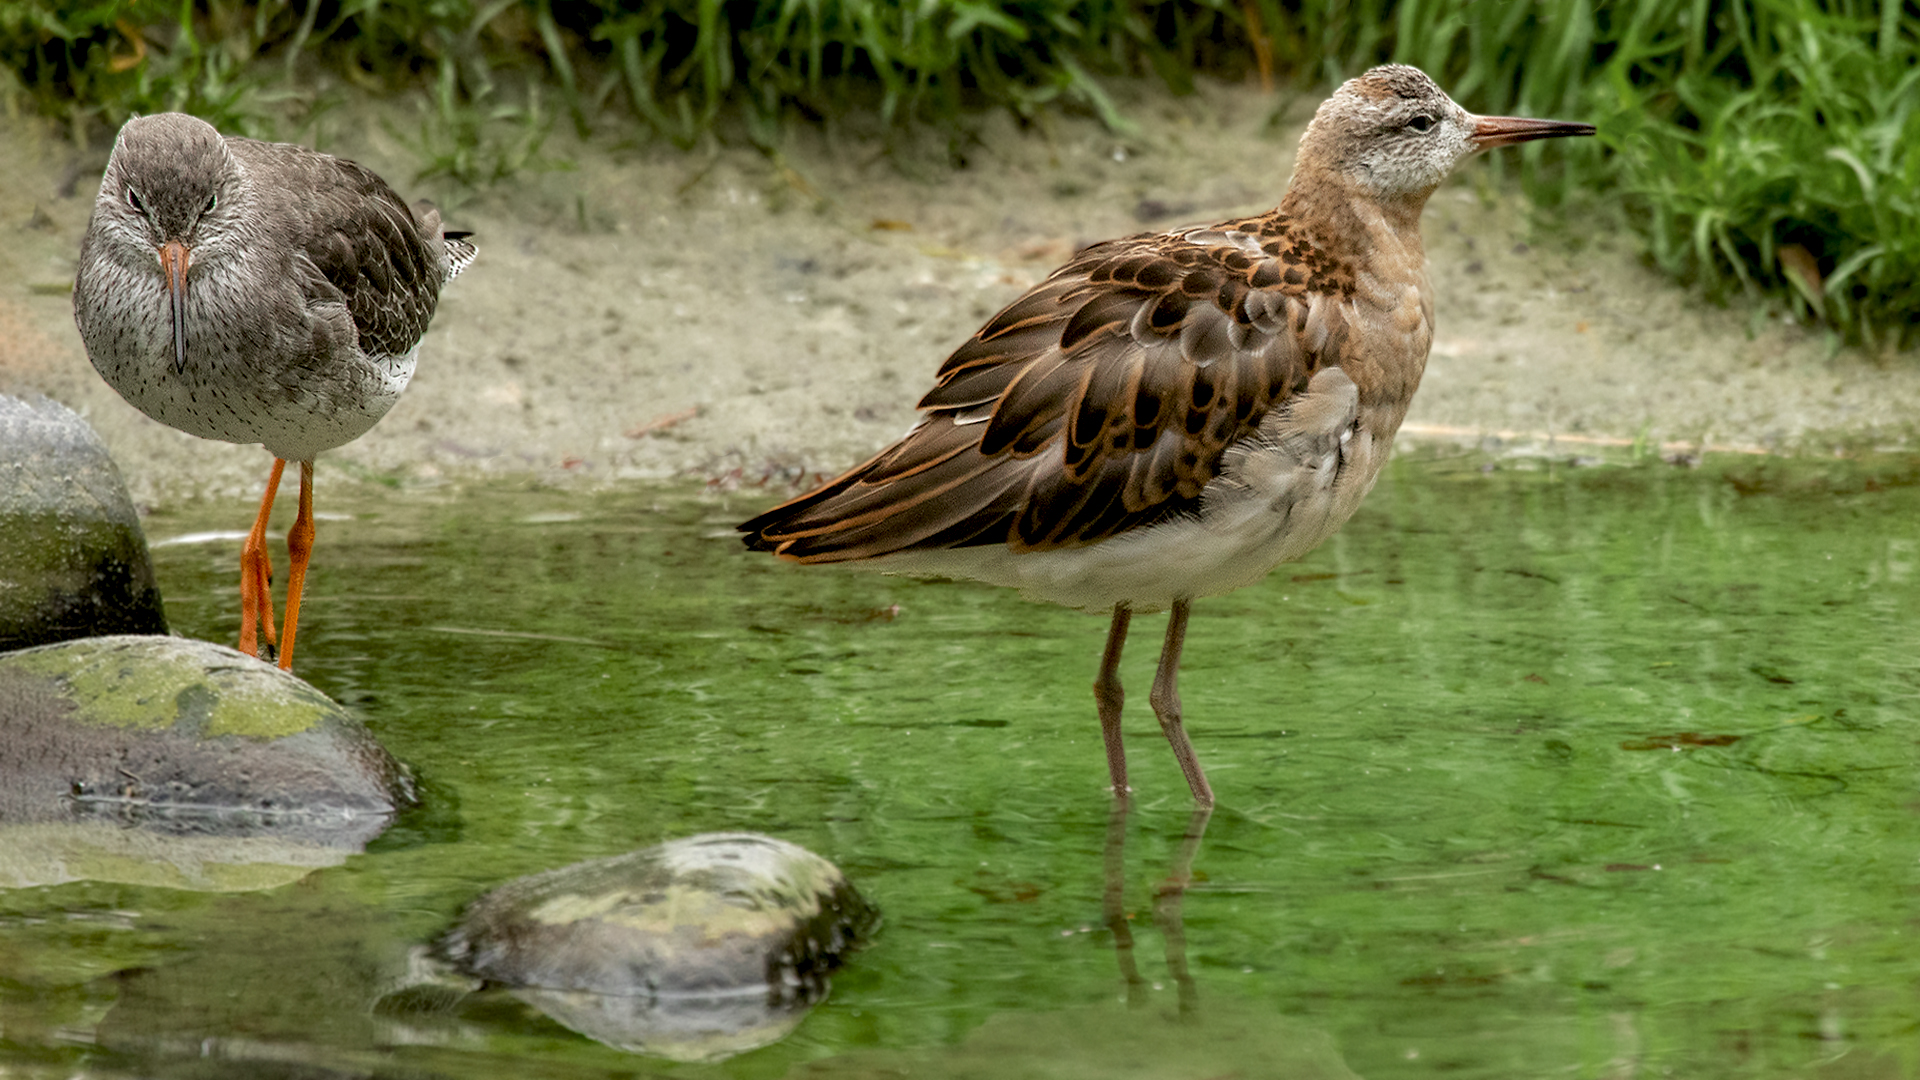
[
  {"left": 0, "top": 393, "right": 167, "bottom": 651},
  {"left": 0, "top": 634, "right": 416, "bottom": 887},
  {"left": 441, "top": 832, "right": 877, "bottom": 1061}
]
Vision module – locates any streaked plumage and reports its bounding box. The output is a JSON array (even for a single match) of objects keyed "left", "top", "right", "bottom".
[
  {"left": 743, "top": 64, "right": 1593, "bottom": 804},
  {"left": 74, "top": 112, "right": 475, "bottom": 670}
]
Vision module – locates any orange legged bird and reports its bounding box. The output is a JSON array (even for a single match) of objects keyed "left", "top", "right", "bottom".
[
  {"left": 74, "top": 113, "right": 475, "bottom": 671},
  {"left": 740, "top": 66, "right": 1593, "bottom": 804}
]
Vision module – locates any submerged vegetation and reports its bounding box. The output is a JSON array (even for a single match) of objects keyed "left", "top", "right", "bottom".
[{"left": 1, "top": 0, "right": 1914, "bottom": 347}]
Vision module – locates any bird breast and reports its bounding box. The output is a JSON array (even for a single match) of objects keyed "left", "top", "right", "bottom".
[{"left": 74, "top": 243, "right": 414, "bottom": 460}]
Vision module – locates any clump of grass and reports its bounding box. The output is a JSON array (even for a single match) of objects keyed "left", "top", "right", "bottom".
[
  {"left": 550, "top": 0, "right": 1262, "bottom": 146},
  {"left": 2, "top": 0, "right": 1915, "bottom": 349},
  {"left": 405, "top": 57, "right": 567, "bottom": 190},
  {"left": 0, "top": 0, "right": 283, "bottom": 136},
  {"left": 1592, "top": 0, "right": 1919, "bottom": 350}
]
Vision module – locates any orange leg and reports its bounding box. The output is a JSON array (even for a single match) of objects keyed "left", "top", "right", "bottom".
[
  {"left": 238, "top": 458, "right": 286, "bottom": 659},
  {"left": 277, "top": 460, "right": 316, "bottom": 671}
]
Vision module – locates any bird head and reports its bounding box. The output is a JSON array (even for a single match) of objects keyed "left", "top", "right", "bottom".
[
  {"left": 95, "top": 113, "right": 241, "bottom": 374},
  {"left": 1295, "top": 64, "right": 1594, "bottom": 206}
]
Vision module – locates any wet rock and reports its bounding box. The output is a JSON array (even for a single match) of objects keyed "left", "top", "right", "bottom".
[
  {"left": 510, "top": 985, "right": 818, "bottom": 1063},
  {"left": 441, "top": 832, "right": 877, "bottom": 1062},
  {"left": 0, "top": 393, "right": 167, "bottom": 651},
  {"left": 0, "top": 634, "right": 416, "bottom": 887}
]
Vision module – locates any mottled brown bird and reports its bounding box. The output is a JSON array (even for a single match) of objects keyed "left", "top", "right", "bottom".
[
  {"left": 741, "top": 65, "right": 1593, "bottom": 804},
  {"left": 74, "top": 113, "right": 475, "bottom": 671}
]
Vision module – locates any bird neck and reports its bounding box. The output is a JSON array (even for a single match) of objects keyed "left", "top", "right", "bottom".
[
  {"left": 1279, "top": 163, "right": 1430, "bottom": 287},
  {"left": 1277, "top": 162, "right": 1435, "bottom": 420}
]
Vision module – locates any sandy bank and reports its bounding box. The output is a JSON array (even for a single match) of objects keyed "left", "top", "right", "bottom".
[{"left": 3, "top": 80, "right": 1914, "bottom": 509}]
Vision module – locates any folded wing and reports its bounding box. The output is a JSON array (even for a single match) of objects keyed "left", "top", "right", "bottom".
[{"left": 741, "top": 213, "right": 1358, "bottom": 562}]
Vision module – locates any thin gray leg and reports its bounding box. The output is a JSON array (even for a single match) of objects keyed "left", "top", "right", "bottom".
[
  {"left": 1093, "top": 604, "right": 1132, "bottom": 797},
  {"left": 1149, "top": 599, "right": 1215, "bottom": 805}
]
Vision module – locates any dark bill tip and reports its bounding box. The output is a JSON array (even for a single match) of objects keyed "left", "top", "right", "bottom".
[{"left": 1472, "top": 115, "right": 1597, "bottom": 148}]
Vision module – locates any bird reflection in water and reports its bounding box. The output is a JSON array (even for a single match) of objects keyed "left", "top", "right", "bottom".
[{"left": 1104, "top": 801, "right": 1212, "bottom": 1017}]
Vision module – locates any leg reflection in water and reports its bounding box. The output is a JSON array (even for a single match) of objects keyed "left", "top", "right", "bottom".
[{"left": 1103, "top": 799, "right": 1212, "bottom": 1015}]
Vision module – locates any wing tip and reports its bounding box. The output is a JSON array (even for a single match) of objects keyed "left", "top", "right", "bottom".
[
  {"left": 736, "top": 514, "right": 789, "bottom": 553},
  {"left": 737, "top": 521, "right": 857, "bottom": 564},
  {"left": 737, "top": 489, "right": 856, "bottom": 562},
  {"left": 442, "top": 235, "right": 478, "bottom": 280}
]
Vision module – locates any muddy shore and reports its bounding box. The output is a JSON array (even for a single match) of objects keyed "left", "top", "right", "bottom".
[{"left": 4, "top": 79, "right": 1915, "bottom": 509}]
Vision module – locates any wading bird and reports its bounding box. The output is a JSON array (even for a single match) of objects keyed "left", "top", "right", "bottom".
[
  {"left": 741, "top": 66, "right": 1593, "bottom": 803},
  {"left": 75, "top": 113, "right": 475, "bottom": 670}
]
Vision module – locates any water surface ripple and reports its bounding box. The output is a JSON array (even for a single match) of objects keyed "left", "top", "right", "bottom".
[{"left": 5, "top": 452, "right": 1918, "bottom": 1078}]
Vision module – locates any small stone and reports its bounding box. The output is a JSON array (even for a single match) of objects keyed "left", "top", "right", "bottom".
[
  {"left": 0, "top": 394, "right": 167, "bottom": 651},
  {"left": 442, "top": 832, "right": 877, "bottom": 1062}
]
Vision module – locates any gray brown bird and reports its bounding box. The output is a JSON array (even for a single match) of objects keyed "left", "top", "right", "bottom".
[
  {"left": 741, "top": 65, "right": 1594, "bottom": 804},
  {"left": 73, "top": 113, "right": 475, "bottom": 670}
]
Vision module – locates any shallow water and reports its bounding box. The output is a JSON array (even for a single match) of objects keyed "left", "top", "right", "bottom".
[{"left": 5, "top": 450, "right": 1920, "bottom": 1078}]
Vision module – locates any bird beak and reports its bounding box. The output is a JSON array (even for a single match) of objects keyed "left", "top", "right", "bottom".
[
  {"left": 1471, "top": 115, "right": 1597, "bottom": 149},
  {"left": 158, "top": 240, "right": 191, "bottom": 374}
]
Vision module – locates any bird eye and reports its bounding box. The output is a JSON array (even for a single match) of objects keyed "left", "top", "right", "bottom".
[
  {"left": 1407, "top": 115, "right": 1435, "bottom": 133},
  {"left": 204, "top": 193, "right": 218, "bottom": 214},
  {"left": 126, "top": 186, "right": 145, "bottom": 212}
]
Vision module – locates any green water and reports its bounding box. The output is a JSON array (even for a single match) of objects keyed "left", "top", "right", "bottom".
[{"left": 5, "top": 451, "right": 1920, "bottom": 1078}]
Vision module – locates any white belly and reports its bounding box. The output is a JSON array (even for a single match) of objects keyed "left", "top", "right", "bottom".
[{"left": 120, "top": 344, "right": 418, "bottom": 462}]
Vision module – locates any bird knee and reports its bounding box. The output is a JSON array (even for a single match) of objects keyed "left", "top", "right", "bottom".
[{"left": 1148, "top": 684, "right": 1181, "bottom": 725}]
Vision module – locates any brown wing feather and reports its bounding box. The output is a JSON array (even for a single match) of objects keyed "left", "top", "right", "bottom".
[
  {"left": 740, "top": 212, "right": 1353, "bottom": 562},
  {"left": 231, "top": 139, "right": 463, "bottom": 359}
]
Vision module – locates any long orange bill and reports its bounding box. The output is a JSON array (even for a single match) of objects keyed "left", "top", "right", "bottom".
[
  {"left": 1471, "top": 115, "right": 1596, "bottom": 149},
  {"left": 158, "top": 239, "right": 191, "bottom": 374}
]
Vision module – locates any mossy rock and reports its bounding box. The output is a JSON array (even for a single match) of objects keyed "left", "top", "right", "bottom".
[
  {"left": 0, "top": 394, "right": 167, "bottom": 651},
  {"left": 441, "top": 832, "right": 877, "bottom": 1061},
  {"left": 0, "top": 635, "right": 416, "bottom": 856}
]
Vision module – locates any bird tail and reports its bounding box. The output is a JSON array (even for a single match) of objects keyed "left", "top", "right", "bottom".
[
  {"left": 442, "top": 233, "right": 478, "bottom": 281},
  {"left": 738, "top": 472, "right": 863, "bottom": 559}
]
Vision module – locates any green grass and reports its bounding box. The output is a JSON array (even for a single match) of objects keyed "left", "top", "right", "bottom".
[
  {"left": 2, "top": 0, "right": 1914, "bottom": 348},
  {"left": 1594, "top": 0, "right": 1920, "bottom": 350}
]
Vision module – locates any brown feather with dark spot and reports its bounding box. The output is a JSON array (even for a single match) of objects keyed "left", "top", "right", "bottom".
[{"left": 742, "top": 207, "right": 1361, "bottom": 561}]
